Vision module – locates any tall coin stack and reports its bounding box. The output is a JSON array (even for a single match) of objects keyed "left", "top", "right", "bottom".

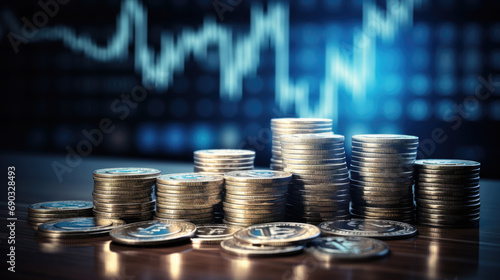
[
  {"left": 92, "top": 168, "right": 160, "bottom": 223},
  {"left": 223, "top": 170, "right": 292, "bottom": 227},
  {"left": 194, "top": 149, "right": 256, "bottom": 222},
  {"left": 414, "top": 159, "right": 481, "bottom": 228},
  {"left": 270, "top": 118, "right": 333, "bottom": 170},
  {"left": 349, "top": 135, "right": 418, "bottom": 223},
  {"left": 155, "top": 173, "right": 224, "bottom": 224},
  {"left": 281, "top": 134, "right": 351, "bottom": 224}
]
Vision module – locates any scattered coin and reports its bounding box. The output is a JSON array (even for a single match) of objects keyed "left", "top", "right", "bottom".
[
  {"left": 110, "top": 220, "right": 196, "bottom": 246},
  {"left": 318, "top": 219, "right": 417, "bottom": 239},
  {"left": 306, "top": 236, "right": 390, "bottom": 261},
  {"left": 221, "top": 238, "right": 305, "bottom": 257},
  {"left": 191, "top": 224, "right": 244, "bottom": 244},
  {"left": 233, "top": 222, "right": 320, "bottom": 246},
  {"left": 37, "top": 217, "right": 124, "bottom": 239}
]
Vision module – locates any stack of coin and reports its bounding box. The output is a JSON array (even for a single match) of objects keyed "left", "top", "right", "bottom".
[
  {"left": 155, "top": 173, "right": 224, "bottom": 224},
  {"left": 221, "top": 222, "right": 319, "bottom": 257},
  {"left": 270, "top": 118, "right": 333, "bottom": 170},
  {"left": 37, "top": 217, "right": 125, "bottom": 239},
  {"left": 414, "top": 159, "right": 481, "bottom": 228},
  {"left": 223, "top": 170, "right": 292, "bottom": 227},
  {"left": 349, "top": 134, "right": 418, "bottom": 223},
  {"left": 28, "top": 201, "right": 93, "bottom": 228},
  {"left": 281, "top": 133, "right": 350, "bottom": 224},
  {"left": 92, "top": 168, "right": 160, "bottom": 223},
  {"left": 193, "top": 149, "right": 255, "bottom": 175}
]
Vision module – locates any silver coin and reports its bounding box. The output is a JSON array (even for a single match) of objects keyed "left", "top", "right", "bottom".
[
  {"left": 319, "top": 219, "right": 417, "bottom": 239},
  {"left": 221, "top": 238, "right": 304, "bottom": 257},
  {"left": 29, "top": 201, "right": 93, "bottom": 214},
  {"left": 233, "top": 222, "right": 320, "bottom": 246},
  {"left": 352, "top": 134, "right": 418, "bottom": 144},
  {"left": 38, "top": 217, "right": 124, "bottom": 235},
  {"left": 93, "top": 168, "right": 161, "bottom": 179},
  {"left": 194, "top": 149, "right": 255, "bottom": 159},
  {"left": 414, "top": 159, "right": 480, "bottom": 170},
  {"left": 224, "top": 170, "right": 292, "bottom": 183},
  {"left": 191, "top": 224, "right": 243, "bottom": 244},
  {"left": 307, "top": 236, "right": 389, "bottom": 260},
  {"left": 109, "top": 220, "right": 196, "bottom": 245}
]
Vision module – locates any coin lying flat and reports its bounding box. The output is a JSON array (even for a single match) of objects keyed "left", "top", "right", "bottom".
[
  {"left": 191, "top": 224, "right": 243, "bottom": 244},
  {"left": 318, "top": 219, "right": 417, "bottom": 240},
  {"left": 233, "top": 222, "right": 320, "bottom": 246},
  {"left": 93, "top": 168, "right": 161, "bottom": 179},
  {"left": 37, "top": 217, "right": 124, "bottom": 239},
  {"left": 306, "top": 236, "right": 390, "bottom": 261},
  {"left": 110, "top": 220, "right": 196, "bottom": 246},
  {"left": 221, "top": 238, "right": 305, "bottom": 257}
]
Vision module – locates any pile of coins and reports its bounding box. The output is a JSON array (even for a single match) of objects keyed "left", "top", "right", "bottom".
[
  {"left": 92, "top": 168, "right": 160, "bottom": 223},
  {"left": 37, "top": 217, "right": 125, "bottom": 239},
  {"left": 281, "top": 133, "right": 351, "bottom": 224},
  {"left": 194, "top": 149, "right": 255, "bottom": 175},
  {"left": 155, "top": 173, "right": 224, "bottom": 224},
  {"left": 349, "top": 135, "right": 418, "bottom": 223},
  {"left": 223, "top": 170, "right": 292, "bottom": 227},
  {"left": 221, "top": 222, "right": 319, "bottom": 257},
  {"left": 414, "top": 159, "right": 481, "bottom": 228},
  {"left": 28, "top": 200, "right": 93, "bottom": 228},
  {"left": 270, "top": 118, "right": 333, "bottom": 170}
]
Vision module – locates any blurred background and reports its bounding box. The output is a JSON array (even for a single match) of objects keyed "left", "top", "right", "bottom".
[{"left": 1, "top": 0, "right": 499, "bottom": 178}]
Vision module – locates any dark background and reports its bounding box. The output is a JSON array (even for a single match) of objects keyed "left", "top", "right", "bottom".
[{"left": 1, "top": 0, "right": 499, "bottom": 178}]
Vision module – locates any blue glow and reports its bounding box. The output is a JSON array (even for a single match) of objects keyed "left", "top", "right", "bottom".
[
  {"left": 462, "top": 75, "right": 477, "bottom": 95},
  {"left": 31, "top": 0, "right": 422, "bottom": 124},
  {"left": 412, "top": 48, "right": 430, "bottom": 69},
  {"left": 436, "top": 48, "right": 455, "bottom": 73},
  {"left": 436, "top": 75, "right": 456, "bottom": 96},
  {"left": 410, "top": 74, "right": 430, "bottom": 95},
  {"left": 435, "top": 99, "right": 454, "bottom": 120},
  {"left": 413, "top": 24, "right": 430, "bottom": 44},
  {"left": 136, "top": 123, "right": 157, "bottom": 153},
  {"left": 325, "top": 0, "right": 342, "bottom": 10},
  {"left": 383, "top": 98, "right": 403, "bottom": 120},
  {"left": 296, "top": 48, "right": 319, "bottom": 70},
  {"left": 191, "top": 124, "right": 214, "bottom": 149},
  {"left": 463, "top": 102, "right": 482, "bottom": 121},
  {"left": 196, "top": 99, "right": 215, "bottom": 118},
  {"left": 407, "top": 99, "right": 430, "bottom": 121},
  {"left": 220, "top": 124, "right": 241, "bottom": 148},
  {"left": 244, "top": 98, "right": 264, "bottom": 118},
  {"left": 378, "top": 124, "right": 400, "bottom": 134},
  {"left": 301, "top": 24, "right": 322, "bottom": 45},
  {"left": 170, "top": 98, "right": 189, "bottom": 118},
  {"left": 162, "top": 123, "right": 185, "bottom": 153},
  {"left": 244, "top": 122, "right": 262, "bottom": 137},
  {"left": 437, "top": 23, "right": 456, "bottom": 43},
  {"left": 382, "top": 74, "right": 403, "bottom": 95}
]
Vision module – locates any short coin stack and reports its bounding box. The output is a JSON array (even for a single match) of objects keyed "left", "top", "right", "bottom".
[
  {"left": 92, "top": 168, "right": 160, "bottom": 223},
  {"left": 281, "top": 133, "right": 351, "bottom": 224},
  {"left": 414, "top": 159, "right": 481, "bottom": 228},
  {"left": 193, "top": 149, "right": 255, "bottom": 175},
  {"left": 221, "top": 222, "right": 319, "bottom": 257},
  {"left": 28, "top": 201, "right": 93, "bottom": 228},
  {"left": 155, "top": 173, "right": 224, "bottom": 224},
  {"left": 349, "top": 134, "right": 419, "bottom": 223},
  {"left": 37, "top": 217, "right": 125, "bottom": 239},
  {"left": 223, "top": 170, "right": 292, "bottom": 227},
  {"left": 270, "top": 118, "right": 333, "bottom": 171}
]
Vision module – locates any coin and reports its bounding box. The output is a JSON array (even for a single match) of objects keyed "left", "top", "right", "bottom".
[
  {"left": 318, "top": 219, "right": 417, "bottom": 239},
  {"left": 37, "top": 217, "right": 124, "bottom": 239},
  {"left": 93, "top": 168, "right": 161, "bottom": 179},
  {"left": 221, "top": 238, "right": 304, "bottom": 257},
  {"left": 233, "top": 222, "right": 320, "bottom": 246},
  {"left": 306, "top": 236, "right": 390, "bottom": 260},
  {"left": 109, "top": 220, "right": 196, "bottom": 245},
  {"left": 190, "top": 224, "right": 243, "bottom": 244}
]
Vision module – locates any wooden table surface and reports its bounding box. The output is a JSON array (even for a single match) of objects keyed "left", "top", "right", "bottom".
[{"left": 1, "top": 153, "right": 500, "bottom": 280}]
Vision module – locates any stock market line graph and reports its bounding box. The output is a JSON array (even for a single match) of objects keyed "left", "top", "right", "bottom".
[
  {"left": 1, "top": 0, "right": 499, "bottom": 178},
  {"left": 5, "top": 0, "right": 419, "bottom": 123}
]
